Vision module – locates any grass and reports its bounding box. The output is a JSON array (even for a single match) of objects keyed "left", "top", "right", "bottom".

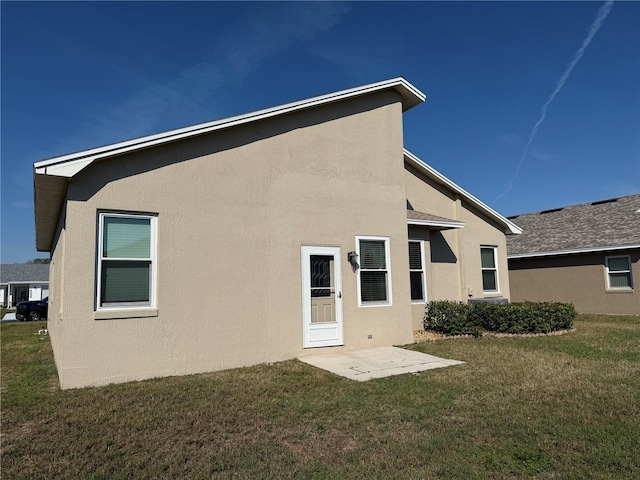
[{"left": 2, "top": 315, "right": 639, "bottom": 479}]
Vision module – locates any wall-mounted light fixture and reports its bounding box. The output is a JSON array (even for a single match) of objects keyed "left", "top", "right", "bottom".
[{"left": 347, "top": 251, "right": 359, "bottom": 272}]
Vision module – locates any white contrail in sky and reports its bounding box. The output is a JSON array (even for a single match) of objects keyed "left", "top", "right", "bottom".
[{"left": 494, "top": 0, "right": 615, "bottom": 204}]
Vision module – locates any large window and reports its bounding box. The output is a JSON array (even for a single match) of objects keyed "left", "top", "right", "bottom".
[
  {"left": 481, "top": 246, "right": 499, "bottom": 293},
  {"left": 97, "top": 212, "right": 157, "bottom": 309},
  {"left": 357, "top": 236, "right": 391, "bottom": 306},
  {"left": 606, "top": 255, "right": 633, "bottom": 289},
  {"left": 409, "top": 240, "right": 426, "bottom": 302}
]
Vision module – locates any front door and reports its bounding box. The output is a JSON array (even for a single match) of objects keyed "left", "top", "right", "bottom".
[{"left": 302, "top": 246, "right": 343, "bottom": 348}]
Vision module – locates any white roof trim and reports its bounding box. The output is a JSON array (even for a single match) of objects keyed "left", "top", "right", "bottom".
[
  {"left": 404, "top": 149, "right": 522, "bottom": 235},
  {"left": 35, "top": 78, "right": 425, "bottom": 178},
  {"left": 508, "top": 244, "right": 640, "bottom": 259},
  {"left": 407, "top": 218, "right": 465, "bottom": 229}
]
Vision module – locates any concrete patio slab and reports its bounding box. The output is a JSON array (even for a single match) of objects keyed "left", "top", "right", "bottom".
[{"left": 298, "top": 346, "right": 465, "bottom": 381}]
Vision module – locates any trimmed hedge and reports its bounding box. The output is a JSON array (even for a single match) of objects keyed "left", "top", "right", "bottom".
[
  {"left": 424, "top": 300, "right": 576, "bottom": 337},
  {"left": 423, "top": 301, "right": 481, "bottom": 337}
]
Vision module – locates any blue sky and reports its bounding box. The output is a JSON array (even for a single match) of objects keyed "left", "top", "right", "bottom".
[{"left": 2, "top": 1, "right": 638, "bottom": 263}]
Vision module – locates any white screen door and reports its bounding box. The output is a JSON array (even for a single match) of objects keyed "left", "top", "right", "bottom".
[{"left": 302, "top": 246, "right": 343, "bottom": 348}]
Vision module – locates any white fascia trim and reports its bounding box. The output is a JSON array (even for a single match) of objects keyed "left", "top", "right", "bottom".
[
  {"left": 407, "top": 218, "right": 465, "bottom": 229},
  {"left": 508, "top": 244, "right": 640, "bottom": 259},
  {"left": 404, "top": 149, "right": 522, "bottom": 235},
  {"left": 35, "top": 78, "right": 425, "bottom": 178}
]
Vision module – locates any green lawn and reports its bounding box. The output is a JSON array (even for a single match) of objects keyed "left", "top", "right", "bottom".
[{"left": 2, "top": 315, "right": 639, "bottom": 479}]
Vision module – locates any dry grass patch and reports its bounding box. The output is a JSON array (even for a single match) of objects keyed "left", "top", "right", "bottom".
[
  {"left": 413, "top": 329, "right": 447, "bottom": 342},
  {"left": 2, "top": 315, "right": 640, "bottom": 479}
]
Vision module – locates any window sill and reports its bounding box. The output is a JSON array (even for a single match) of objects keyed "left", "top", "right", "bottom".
[
  {"left": 411, "top": 300, "right": 426, "bottom": 305},
  {"left": 605, "top": 288, "right": 634, "bottom": 295},
  {"left": 94, "top": 308, "right": 159, "bottom": 320},
  {"left": 482, "top": 292, "right": 502, "bottom": 297},
  {"left": 359, "top": 302, "right": 392, "bottom": 308}
]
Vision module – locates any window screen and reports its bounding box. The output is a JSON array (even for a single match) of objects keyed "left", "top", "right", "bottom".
[
  {"left": 409, "top": 241, "right": 425, "bottom": 301},
  {"left": 481, "top": 246, "right": 498, "bottom": 292},
  {"left": 98, "top": 214, "right": 155, "bottom": 307},
  {"left": 358, "top": 238, "right": 390, "bottom": 304},
  {"left": 607, "top": 256, "right": 632, "bottom": 288}
]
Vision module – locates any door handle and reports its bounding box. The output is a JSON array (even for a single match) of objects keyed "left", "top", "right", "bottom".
[{"left": 337, "top": 292, "right": 342, "bottom": 298}]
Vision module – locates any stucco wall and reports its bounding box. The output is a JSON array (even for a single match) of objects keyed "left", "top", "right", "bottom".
[
  {"left": 405, "top": 164, "right": 511, "bottom": 330},
  {"left": 457, "top": 202, "right": 511, "bottom": 302},
  {"left": 49, "top": 91, "right": 416, "bottom": 389},
  {"left": 46, "top": 204, "right": 66, "bottom": 378},
  {"left": 509, "top": 250, "right": 640, "bottom": 315}
]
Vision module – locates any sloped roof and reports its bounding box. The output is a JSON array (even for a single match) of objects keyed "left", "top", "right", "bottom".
[
  {"left": 507, "top": 194, "right": 640, "bottom": 258},
  {"left": 34, "top": 78, "right": 425, "bottom": 252},
  {"left": 404, "top": 150, "right": 522, "bottom": 235},
  {"left": 406, "top": 209, "right": 465, "bottom": 229},
  {"left": 0, "top": 264, "right": 50, "bottom": 283}
]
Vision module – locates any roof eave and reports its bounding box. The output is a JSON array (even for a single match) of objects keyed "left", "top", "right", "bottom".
[
  {"left": 32, "top": 77, "right": 426, "bottom": 253},
  {"left": 34, "top": 171, "right": 68, "bottom": 252},
  {"left": 508, "top": 244, "right": 640, "bottom": 259},
  {"left": 407, "top": 219, "right": 465, "bottom": 229},
  {"left": 404, "top": 149, "right": 523, "bottom": 235},
  {"left": 0, "top": 280, "right": 50, "bottom": 285},
  {"left": 34, "top": 78, "right": 425, "bottom": 179}
]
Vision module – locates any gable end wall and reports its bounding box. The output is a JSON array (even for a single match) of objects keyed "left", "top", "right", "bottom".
[
  {"left": 404, "top": 164, "right": 511, "bottom": 329},
  {"left": 51, "top": 91, "right": 415, "bottom": 388}
]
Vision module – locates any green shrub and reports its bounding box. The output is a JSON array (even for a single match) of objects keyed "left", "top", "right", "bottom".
[
  {"left": 424, "top": 301, "right": 576, "bottom": 336},
  {"left": 423, "top": 301, "right": 480, "bottom": 337},
  {"left": 470, "top": 302, "right": 576, "bottom": 334}
]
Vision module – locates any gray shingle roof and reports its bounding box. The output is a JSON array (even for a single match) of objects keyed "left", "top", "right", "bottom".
[
  {"left": 0, "top": 264, "right": 50, "bottom": 283},
  {"left": 506, "top": 194, "right": 640, "bottom": 256},
  {"left": 407, "top": 209, "right": 459, "bottom": 224}
]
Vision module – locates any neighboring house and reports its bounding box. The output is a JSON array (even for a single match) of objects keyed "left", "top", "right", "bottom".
[
  {"left": 33, "top": 78, "right": 520, "bottom": 389},
  {"left": 0, "top": 264, "right": 50, "bottom": 308},
  {"left": 507, "top": 194, "right": 640, "bottom": 315}
]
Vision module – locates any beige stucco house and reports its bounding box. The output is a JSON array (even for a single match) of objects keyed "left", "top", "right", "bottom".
[
  {"left": 34, "top": 78, "right": 521, "bottom": 389},
  {"left": 507, "top": 194, "right": 639, "bottom": 315}
]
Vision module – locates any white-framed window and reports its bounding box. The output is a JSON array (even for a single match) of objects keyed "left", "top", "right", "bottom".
[
  {"left": 606, "top": 255, "right": 633, "bottom": 289},
  {"left": 356, "top": 236, "right": 392, "bottom": 307},
  {"left": 97, "top": 211, "right": 157, "bottom": 309},
  {"left": 409, "top": 240, "right": 426, "bottom": 302},
  {"left": 481, "top": 246, "right": 499, "bottom": 293}
]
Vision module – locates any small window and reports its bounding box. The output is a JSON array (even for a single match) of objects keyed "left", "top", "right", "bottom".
[
  {"left": 606, "top": 256, "right": 633, "bottom": 289},
  {"left": 481, "top": 246, "right": 499, "bottom": 293},
  {"left": 97, "top": 212, "right": 157, "bottom": 309},
  {"left": 409, "top": 241, "right": 426, "bottom": 302},
  {"left": 357, "top": 236, "right": 391, "bottom": 306}
]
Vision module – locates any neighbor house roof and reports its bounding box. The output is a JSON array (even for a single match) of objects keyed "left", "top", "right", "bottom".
[
  {"left": 506, "top": 194, "right": 640, "bottom": 258},
  {"left": 404, "top": 150, "right": 522, "bottom": 235},
  {"left": 0, "top": 264, "right": 50, "bottom": 284},
  {"left": 33, "top": 78, "right": 425, "bottom": 252}
]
